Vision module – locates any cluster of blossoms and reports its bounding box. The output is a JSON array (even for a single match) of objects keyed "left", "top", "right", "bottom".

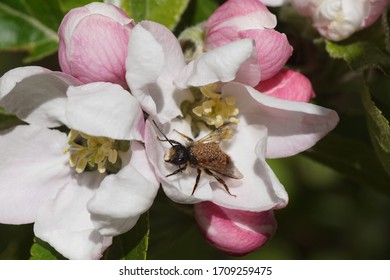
[
  {"left": 263, "top": 0, "right": 390, "bottom": 41},
  {"left": 0, "top": 0, "right": 341, "bottom": 259}
]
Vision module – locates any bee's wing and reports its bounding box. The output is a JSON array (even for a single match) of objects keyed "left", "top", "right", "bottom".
[
  {"left": 209, "top": 160, "right": 244, "bottom": 179},
  {"left": 197, "top": 122, "right": 236, "bottom": 144}
]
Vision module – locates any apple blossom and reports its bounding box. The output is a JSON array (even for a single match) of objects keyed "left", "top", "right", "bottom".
[
  {"left": 0, "top": 65, "right": 158, "bottom": 259},
  {"left": 204, "top": 0, "right": 293, "bottom": 81},
  {"left": 194, "top": 69, "right": 315, "bottom": 255},
  {"left": 262, "top": 0, "right": 390, "bottom": 41},
  {"left": 126, "top": 21, "right": 338, "bottom": 220},
  {"left": 58, "top": 2, "right": 135, "bottom": 87}
]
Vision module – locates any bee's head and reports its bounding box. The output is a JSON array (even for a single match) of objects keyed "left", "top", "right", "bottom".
[{"left": 164, "top": 144, "right": 188, "bottom": 166}]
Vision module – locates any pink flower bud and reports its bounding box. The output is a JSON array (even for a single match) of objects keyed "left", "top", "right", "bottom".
[
  {"left": 240, "top": 29, "right": 293, "bottom": 81},
  {"left": 194, "top": 201, "right": 277, "bottom": 256},
  {"left": 256, "top": 69, "right": 315, "bottom": 102},
  {"left": 58, "top": 2, "right": 135, "bottom": 87},
  {"left": 205, "top": 0, "right": 293, "bottom": 81},
  {"left": 289, "top": 0, "right": 390, "bottom": 41}
]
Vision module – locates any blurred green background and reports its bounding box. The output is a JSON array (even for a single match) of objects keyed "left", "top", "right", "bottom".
[{"left": 1, "top": 0, "right": 390, "bottom": 260}]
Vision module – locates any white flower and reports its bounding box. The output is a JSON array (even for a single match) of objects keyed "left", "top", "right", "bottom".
[
  {"left": 0, "top": 66, "right": 159, "bottom": 259},
  {"left": 263, "top": 0, "right": 390, "bottom": 41},
  {"left": 125, "top": 21, "right": 339, "bottom": 212}
]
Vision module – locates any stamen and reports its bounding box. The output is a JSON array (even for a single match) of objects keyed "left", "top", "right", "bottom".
[
  {"left": 192, "top": 84, "right": 240, "bottom": 128},
  {"left": 66, "top": 130, "right": 128, "bottom": 174}
]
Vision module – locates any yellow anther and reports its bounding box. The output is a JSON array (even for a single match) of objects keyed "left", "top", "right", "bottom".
[
  {"left": 66, "top": 130, "right": 126, "bottom": 174},
  {"left": 108, "top": 149, "right": 118, "bottom": 164},
  {"left": 192, "top": 84, "right": 240, "bottom": 128},
  {"left": 76, "top": 158, "right": 88, "bottom": 173}
]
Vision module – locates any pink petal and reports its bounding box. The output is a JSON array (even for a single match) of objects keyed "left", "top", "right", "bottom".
[
  {"left": 59, "top": 3, "right": 134, "bottom": 87},
  {"left": 205, "top": 0, "right": 277, "bottom": 32},
  {"left": 194, "top": 202, "right": 277, "bottom": 256},
  {"left": 204, "top": 26, "right": 241, "bottom": 50},
  {"left": 256, "top": 69, "right": 315, "bottom": 102},
  {"left": 362, "top": 0, "right": 390, "bottom": 27},
  {"left": 239, "top": 29, "right": 293, "bottom": 81}
]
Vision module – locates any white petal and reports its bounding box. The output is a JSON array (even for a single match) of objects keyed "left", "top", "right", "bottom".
[
  {"left": 34, "top": 172, "right": 112, "bottom": 260},
  {"left": 144, "top": 118, "right": 213, "bottom": 204},
  {"left": 210, "top": 124, "right": 288, "bottom": 211},
  {"left": 0, "top": 66, "right": 80, "bottom": 127},
  {"left": 126, "top": 21, "right": 190, "bottom": 123},
  {"left": 174, "top": 39, "right": 258, "bottom": 88},
  {"left": 88, "top": 141, "right": 159, "bottom": 236},
  {"left": 145, "top": 119, "right": 287, "bottom": 211},
  {"left": 262, "top": 0, "right": 289, "bottom": 7},
  {"left": 65, "top": 82, "right": 144, "bottom": 140},
  {"left": 222, "top": 82, "right": 339, "bottom": 158},
  {"left": 0, "top": 125, "right": 71, "bottom": 224}
]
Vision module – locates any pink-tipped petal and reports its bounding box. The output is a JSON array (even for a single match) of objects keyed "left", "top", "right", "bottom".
[
  {"left": 239, "top": 29, "right": 293, "bottom": 81},
  {"left": 222, "top": 82, "right": 339, "bottom": 158},
  {"left": 175, "top": 39, "right": 260, "bottom": 88},
  {"left": 362, "top": 0, "right": 390, "bottom": 27},
  {"left": 205, "top": 0, "right": 277, "bottom": 31},
  {"left": 256, "top": 69, "right": 315, "bottom": 102},
  {"left": 194, "top": 202, "right": 277, "bottom": 256},
  {"left": 126, "top": 21, "right": 190, "bottom": 123},
  {"left": 0, "top": 67, "right": 80, "bottom": 127}
]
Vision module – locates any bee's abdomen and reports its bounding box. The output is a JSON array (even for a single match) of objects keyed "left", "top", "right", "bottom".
[{"left": 189, "top": 143, "right": 229, "bottom": 166}]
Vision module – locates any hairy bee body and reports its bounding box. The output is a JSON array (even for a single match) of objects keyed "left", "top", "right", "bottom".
[{"left": 154, "top": 121, "right": 243, "bottom": 196}]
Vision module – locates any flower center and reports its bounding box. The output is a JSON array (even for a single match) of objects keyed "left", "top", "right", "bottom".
[
  {"left": 192, "top": 84, "right": 239, "bottom": 128},
  {"left": 66, "top": 130, "right": 129, "bottom": 174}
]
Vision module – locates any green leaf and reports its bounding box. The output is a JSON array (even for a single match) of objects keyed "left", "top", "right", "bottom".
[
  {"left": 325, "top": 40, "right": 390, "bottom": 74},
  {"left": 190, "top": 0, "right": 218, "bottom": 24},
  {"left": 0, "top": 0, "right": 62, "bottom": 62},
  {"left": 103, "top": 212, "right": 150, "bottom": 260},
  {"left": 361, "top": 84, "right": 390, "bottom": 179},
  {"left": 30, "top": 238, "right": 65, "bottom": 260},
  {"left": 305, "top": 133, "right": 390, "bottom": 196},
  {"left": 110, "top": 0, "right": 190, "bottom": 31}
]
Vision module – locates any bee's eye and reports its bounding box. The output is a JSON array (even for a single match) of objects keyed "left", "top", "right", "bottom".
[{"left": 166, "top": 145, "right": 188, "bottom": 165}]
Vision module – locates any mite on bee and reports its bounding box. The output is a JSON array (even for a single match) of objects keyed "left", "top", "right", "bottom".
[{"left": 152, "top": 120, "right": 243, "bottom": 196}]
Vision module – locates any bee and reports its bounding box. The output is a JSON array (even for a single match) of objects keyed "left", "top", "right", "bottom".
[{"left": 153, "top": 120, "right": 243, "bottom": 196}]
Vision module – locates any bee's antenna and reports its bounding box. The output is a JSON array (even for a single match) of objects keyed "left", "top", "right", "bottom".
[{"left": 152, "top": 120, "right": 175, "bottom": 147}]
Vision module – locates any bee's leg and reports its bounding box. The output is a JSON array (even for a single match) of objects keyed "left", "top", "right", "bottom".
[
  {"left": 166, "top": 165, "right": 187, "bottom": 177},
  {"left": 191, "top": 168, "right": 202, "bottom": 196},
  {"left": 156, "top": 137, "right": 182, "bottom": 146},
  {"left": 204, "top": 169, "right": 236, "bottom": 197},
  {"left": 173, "top": 130, "right": 194, "bottom": 142}
]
